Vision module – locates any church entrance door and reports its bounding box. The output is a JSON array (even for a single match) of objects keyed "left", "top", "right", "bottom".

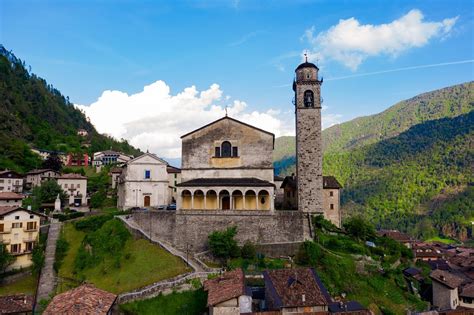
[
  {"left": 144, "top": 195, "right": 151, "bottom": 207},
  {"left": 222, "top": 196, "right": 230, "bottom": 210}
]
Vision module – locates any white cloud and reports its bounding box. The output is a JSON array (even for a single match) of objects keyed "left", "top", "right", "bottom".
[{"left": 303, "top": 9, "right": 458, "bottom": 70}]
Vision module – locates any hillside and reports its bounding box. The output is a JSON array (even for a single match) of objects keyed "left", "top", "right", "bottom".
[
  {"left": 274, "top": 83, "right": 474, "bottom": 238},
  {"left": 0, "top": 45, "right": 141, "bottom": 172}
]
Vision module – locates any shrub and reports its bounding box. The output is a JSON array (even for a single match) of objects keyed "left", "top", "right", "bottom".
[
  {"left": 208, "top": 226, "right": 240, "bottom": 260},
  {"left": 241, "top": 241, "right": 256, "bottom": 259},
  {"left": 295, "top": 241, "right": 321, "bottom": 266},
  {"left": 343, "top": 216, "right": 376, "bottom": 241},
  {"left": 90, "top": 190, "right": 107, "bottom": 209},
  {"left": 54, "top": 237, "right": 70, "bottom": 272},
  {"left": 74, "top": 214, "right": 113, "bottom": 231}
]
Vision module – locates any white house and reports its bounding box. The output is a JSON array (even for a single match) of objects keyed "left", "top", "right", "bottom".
[
  {"left": 117, "top": 153, "right": 169, "bottom": 209},
  {"left": 0, "top": 192, "right": 23, "bottom": 207},
  {"left": 57, "top": 173, "right": 88, "bottom": 206},
  {"left": 0, "top": 171, "right": 24, "bottom": 193},
  {"left": 167, "top": 165, "right": 181, "bottom": 204},
  {"left": 93, "top": 150, "right": 133, "bottom": 171}
]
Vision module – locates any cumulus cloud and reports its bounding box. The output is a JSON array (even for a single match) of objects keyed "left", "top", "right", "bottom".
[
  {"left": 303, "top": 9, "right": 458, "bottom": 70},
  {"left": 76, "top": 81, "right": 298, "bottom": 158}
]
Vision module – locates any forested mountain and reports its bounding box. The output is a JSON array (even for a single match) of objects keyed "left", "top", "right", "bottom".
[
  {"left": 274, "top": 82, "right": 474, "bottom": 239},
  {"left": 0, "top": 45, "right": 141, "bottom": 172}
]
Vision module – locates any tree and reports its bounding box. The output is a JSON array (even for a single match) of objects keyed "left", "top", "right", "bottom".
[
  {"left": 343, "top": 216, "right": 376, "bottom": 241},
  {"left": 241, "top": 241, "right": 256, "bottom": 259},
  {"left": 31, "top": 180, "right": 68, "bottom": 210},
  {"left": 0, "top": 244, "right": 14, "bottom": 277},
  {"left": 208, "top": 226, "right": 240, "bottom": 261},
  {"left": 42, "top": 153, "right": 63, "bottom": 172}
]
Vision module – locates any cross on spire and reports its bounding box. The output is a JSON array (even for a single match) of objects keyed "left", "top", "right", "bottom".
[
  {"left": 304, "top": 51, "right": 308, "bottom": 63},
  {"left": 225, "top": 106, "right": 228, "bottom": 117}
]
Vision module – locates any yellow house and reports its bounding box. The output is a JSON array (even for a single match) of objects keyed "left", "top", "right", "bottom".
[{"left": 0, "top": 206, "right": 45, "bottom": 271}]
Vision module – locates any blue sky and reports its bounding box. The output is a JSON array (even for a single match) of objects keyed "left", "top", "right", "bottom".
[{"left": 1, "top": 0, "right": 473, "bottom": 158}]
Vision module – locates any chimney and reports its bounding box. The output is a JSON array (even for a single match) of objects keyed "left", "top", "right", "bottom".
[
  {"left": 302, "top": 294, "right": 305, "bottom": 302},
  {"left": 440, "top": 275, "right": 446, "bottom": 281}
]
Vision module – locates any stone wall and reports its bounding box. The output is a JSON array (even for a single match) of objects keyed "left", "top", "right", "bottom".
[
  {"left": 256, "top": 242, "right": 303, "bottom": 258},
  {"left": 131, "top": 210, "right": 307, "bottom": 253}
]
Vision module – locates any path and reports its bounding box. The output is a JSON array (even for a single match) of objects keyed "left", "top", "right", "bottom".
[{"left": 35, "top": 219, "right": 61, "bottom": 305}]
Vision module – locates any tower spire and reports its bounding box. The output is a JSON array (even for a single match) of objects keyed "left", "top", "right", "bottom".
[{"left": 304, "top": 51, "right": 308, "bottom": 63}]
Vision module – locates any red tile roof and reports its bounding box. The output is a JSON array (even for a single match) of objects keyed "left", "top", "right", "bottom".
[
  {"left": 264, "top": 268, "right": 330, "bottom": 308},
  {"left": 204, "top": 268, "right": 246, "bottom": 306},
  {"left": 0, "top": 294, "right": 33, "bottom": 314},
  {"left": 43, "top": 284, "right": 117, "bottom": 315},
  {"left": 58, "top": 173, "right": 87, "bottom": 180},
  {"left": 0, "top": 192, "right": 23, "bottom": 200},
  {"left": 460, "top": 282, "right": 474, "bottom": 298},
  {"left": 430, "top": 270, "right": 464, "bottom": 289}
]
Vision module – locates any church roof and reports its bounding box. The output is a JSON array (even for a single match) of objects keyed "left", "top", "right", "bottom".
[
  {"left": 177, "top": 177, "right": 275, "bottom": 187},
  {"left": 280, "top": 175, "right": 342, "bottom": 189},
  {"left": 295, "top": 61, "right": 319, "bottom": 71},
  {"left": 180, "top": 116, "right": 275, "bottom": 141}
]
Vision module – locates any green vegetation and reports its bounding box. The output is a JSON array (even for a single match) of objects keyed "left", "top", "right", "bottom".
[
  {"left": 425, "top": 236, "right": 457, "bottom": 245},
  {"left": 0, "top": 244, "right": 14, "bottom": 277},
  {"left": 0, "top": 274, "right": 38, "bottom": 296},
  {"left": 273, "top": 83, "right": 474, "bottom": 240},
  {"left": 208, "top": 226, "right": 240, "bottom": 261},
  {"left": 0, "top": 45, "right": 141, "bottom": 172},
  {"left": 31, "top": 232, "right": 47, "bottom": 275},
  {"left": 293, "top": 217, "right": 426, "bottom": 314},
  {"left": 54, "top": 236, "right": 70, "bottom": 273},
  {"left": 120, "top": 289, "right": 208, "bottom": 315},
  {"left": 57, "top": 216, "right": 190, "bottom": 294},
  {"left": 26, "top": 179, "right": 68, "bottom": 211}
]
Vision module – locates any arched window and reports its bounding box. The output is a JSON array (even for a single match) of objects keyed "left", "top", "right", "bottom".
[
  {"left": 304, "top": 90, "right": 314, "bottom": 108},
  {"left": 221, "top": 141, "right": 232, "bottom": 157}
]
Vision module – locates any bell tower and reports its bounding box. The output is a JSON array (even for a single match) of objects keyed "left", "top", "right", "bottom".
[{"left": 293, "top": 56, "right": 323, "bottom": 215}]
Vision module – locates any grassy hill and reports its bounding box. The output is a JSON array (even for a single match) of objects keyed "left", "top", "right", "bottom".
[
  {"left": 0, "top": 45, "right": 141, "bottom": 172},
  {"left": 274, "top": 83, "right": 474, "bottom": 239}
]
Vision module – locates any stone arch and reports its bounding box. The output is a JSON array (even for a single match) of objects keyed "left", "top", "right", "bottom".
[
  {"left": 232, "top": 190, "right": 244, "bottom": 210},
  {"left": 206, "top": 190, "right": 218, "bottom": 210},
  {"left": 181, "top": 190, "right": 192, "bottom": 209},
  {"left": 245, "top": 190, "right": 257, "bottom": 210},
  {"left": 219, "top": 190, "right": 231, "bottom": 210},
  {"left": 258, "top": 190, "right": 271, "bottom": 210},
  {"left": 194, "top": 189, "right": 205, "bottom": 209},
  {"left": 221, "top": 141, "right": 232, "bottom": 157}
]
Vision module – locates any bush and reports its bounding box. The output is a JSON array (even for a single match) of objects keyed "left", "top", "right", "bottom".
[
  {"left": 208, "top": 226, "right": 240, "bottom": 260},
  {"left": 90, "top": 190, "right": 107, "bottom": 209},
  {"left": 241, "top": 241, "right": 256, "bottom": 259},
  {"left": 54, "top": 237, "right": 70, "bottom": 272},
  {"left": 343, "top": 216, "right": 376, "bottom": 241},
  {"left": 295, "top": 241, "right": 321, "bottom": 266},
  {"left": 52, "top": 212, "right": 85, "bottom": 222},
  {"left": 74, "top": 214, "right": 113, "bottom": 232}
]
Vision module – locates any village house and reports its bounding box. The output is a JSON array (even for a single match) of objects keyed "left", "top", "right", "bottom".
[
  {"left": 0, "top": 170, "right": 24, "bottom": 193},
  {"left": 0, "top": 206, "right": 45, "bottom": 271},
  {"left": 0, "top": 294, "right": 34, "bottom": 314},
  {"left": 25, "top": 169, "right": 59, "bottom": 189},
  {"left": 430, "top": 269, "right": 465, "bottom": 311},
  {"left": 44, "top": 284, "right": 117, "bottom": 315},
  {"left": 65, "top": 152, "right": 89, "bottom": 166},
  {"left": 280, "top": 175, "right": 342, "bottom": 227},
  {"left": 377, "top": 229, "right": 415, "bottom": 249},
  {"left": 204, "top": 268, "right": 252, "bottom": 315},
  {"left": 414, "top": 242, "right": 444, "bottom": 261},
  {"left": 57, "top": 173, "right": 88, "bottom": 206},
  {"left": 263, "top": 268, "right": 331, "bottom": 313},
  {"left": 177, "top": 116, "right": 275, "bottom": 211},
  {"left": 110, "top": 167, "right": 123, "bottom": 189},
  {"left": 167, "top": 165, "right": 181, "bottom": 204},
  {"left": 117, "top": 153, "right": 169, "bottom": 209},
  {"left": 0, "top": 192, "right": 23, "bottom": 206},
  {"left": 93, "top": 150, "right": 133, "bottom": 171}
]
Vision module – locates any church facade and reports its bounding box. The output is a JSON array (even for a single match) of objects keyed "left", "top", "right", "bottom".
[{"left": 177, "top": 116, "right": 275, "bottom": 212}]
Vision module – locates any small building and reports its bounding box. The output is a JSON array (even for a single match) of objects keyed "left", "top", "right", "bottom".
[
  {"left": 430, "top": 269, "right": 464, "bottom": 310},
  {"left": 280, "top": 175, "right": 342, "bottom": 227},
  {"left": 167, "top": 165, "right": 181, "bottom": 204},
  {"left": 25, "top": 169, "right": 59, "bottom": 189},
  {"left": 263, "top": 268, "right": 331, "bottom": 313},
  {"left": 460, "top": 282, "right": 474, "bottom": 308},
  {"left": 0, "top": 192, "right": 23, "bottom": 207},
  {"left": 0, "top": 170, "right": 24, "bottom": 193},
  {"left": 414, "top": 243, "right": 443, "bottom": 261},
  {"left": 204, "top": 268, "right": 252, "bottom": 315},
  {"left": 117, "top": 153, "right": 169, "bottom": 209},
  {"left": 0, "top": 206, "right": 45, "bottom": 271},
  {"left": 0, "top": 294, "right": 34, "bottom": 314},
  {"left": 110, "top": 167, "right": 123, "bottom": 189},
  {"left": 43, "top": 284, "right": 117, "bottom": 315},
  {"left": 66, "top": 152, "right": 89, "bottom": 166},
  {"left": 377, "top": 229, "right": 415, "bottom": 248},
  {"left": 274, "top": 175, "right": 285, "bottom": 209},
  {"left": 93, "top": 150, "right": 133, "bottom": 170},
  {"left": 57, "top": 174, "right": 88, "bottom": 206},
  {"left": 77, "top": 129, "right": 89, "bottom": 137}
]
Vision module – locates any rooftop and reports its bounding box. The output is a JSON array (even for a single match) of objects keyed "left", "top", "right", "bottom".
[
  {"left": 460, "top": 282, "right": 474, "bottom": 298},
  {"left": 58, "top": 173, "right": 87, "bottom": 180},
  {"left": 43, "top": 284, "right": 117, "bottom": 315},
  {"left": 0, "top": 192, "right": 23, "bottom": 200},
  {"left": 204, "top": 268, "right": 246, "bottom": 306},
  {"left": 177, "top": 177, "right": 275, "bottom": 187},
  {"left": 430, "top": 269, "right": 464, "bottom": 289},
  {"left": 0, "top": 294, "right": 33, "bottom": 314},
  {"left": 26, "top": 169, "right": 57, "bottom": 175},
  {"left": 0, "top": 206, "right": 47, "bottom": 217},
  {"left": 263, "top": 268, "right": 331, "bottom": 308},
  {"left": 295, "top": 61, "right": 319, "bottom": 71}
]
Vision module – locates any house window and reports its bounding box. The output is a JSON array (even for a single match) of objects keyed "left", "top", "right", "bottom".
[
  {"left": 232, "top": 147, "right": 238, "bottom": 157},
  {"left": 26, "top": 242, "right": 34, "bottom": 252},
  {"left": 174, "top": 174, "right": 177, "bottom": 179},
  {"left": 65, "top": 184, "right": 68, "bottom": 188},
  {"left": 0, "top": 224, "right": 3, "bottom": 232},
  {"left": 10, "top": 244, "right": 21, "bottom": 254},
  {"left": 145, "top": 170, "right": 151, "bottom": 179},
  {"left": 330, "top": 204, "right": 334, "bottom": 210},
  {"left": 71, "top": 184, "right": 75, "bottom": 189},
  {"left": 30, "top": 215, "right": 34, "bottom": 219},
  {"left": 221, "top": 141, "right": 232, "bottom": 157},
  {"left": 27, "top": 222, "right": 37, "bottom": 231},
  {"left": 286, "top": 192, "right": 290, "bottom": 198},
  {"left": 77, "top": 184, "right": 80, "bottom": 188},
  {"left": 215, "top": 147, "right": 221, "bottom": 157},
  {"left": 12, "top": 223, "right": 22, "bottom": 228},
  {"left": 14, "top": 216, "right": 19, "bottom": 220},
  {"left": 329, "top": 191, "right": 333, "bottom": 197}
]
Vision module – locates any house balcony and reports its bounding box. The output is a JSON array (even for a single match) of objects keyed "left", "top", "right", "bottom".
[
  {"left": 23, "top": 227, "right": 37, "bottom": 232},
  {"left": 0, "top": 237, "right": 11, "bottom": 244}
]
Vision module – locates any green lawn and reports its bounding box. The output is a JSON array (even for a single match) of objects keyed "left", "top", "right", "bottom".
[
  {"left": 0, "top": 274, "right": 38, "bottom": 296},
  {"left": 425, "top": 236, "right": 457, "bottom": 244},
  {"left": 57, "top": 222, "right": 191, "bottom": 294},
  {"left": 119, "top": 289, "right": 207, "bottom": 315}
]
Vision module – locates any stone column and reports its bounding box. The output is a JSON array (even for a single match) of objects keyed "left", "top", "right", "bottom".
[
  {"left": 203, "top": 190, "right": 207, "bottom": 210},
  {"left": 243, "top": 195, "right": 246, "bottom": 210},
  {"left": 191, "top": 193, "right": 194, "bottom": 210}
]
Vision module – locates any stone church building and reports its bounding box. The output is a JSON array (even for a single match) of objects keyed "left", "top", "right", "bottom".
[{"left": 177, "top": 116, "right": 275, "bottom": 212}]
